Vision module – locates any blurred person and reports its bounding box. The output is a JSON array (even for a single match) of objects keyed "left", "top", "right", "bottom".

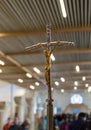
[
  {"left": 60, "top": 114, "right": 69, "bottom": 130},
  {"left": 21, "top": 119, "right": 30, "bottom": 130},
  {"left": 3, "top": 117, "right": 12, "bottom": 130},
  {"left": 38, "top": 116, "right": 47, "bottom": 130},
  {"left": 53, "top": 114, "right": 62, "bottom": 130},
  {"left": 69, "top": 112, "right": 86, "bottom": 130},
  {"left": 68, "top": 114, "right": 77, "bottom": 125},
  {"left": 85, "top": 113, "right": 91, "bottom": 130},
  {"left": 9, "top": 117, "right": 21, "bottom": 130}
]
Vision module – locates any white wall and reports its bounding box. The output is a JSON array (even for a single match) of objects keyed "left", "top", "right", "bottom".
[
  {"left": 36, "top": 89, "right": 91, "bottom": 113},
  {"left": 0, "top": 80, "right": 26, "bottom": 102},
  {"left": 0, "top": 80, "right": 27, "bottom": 127},
  {"left": 0, "top": 79, "right": 91, "bottom": 114}
]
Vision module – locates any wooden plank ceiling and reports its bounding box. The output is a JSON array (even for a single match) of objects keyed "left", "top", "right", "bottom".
[{"left": 0, "top": 0, "right": 91, "bottom": 91}]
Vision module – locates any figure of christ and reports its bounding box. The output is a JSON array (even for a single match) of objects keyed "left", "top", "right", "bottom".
[{"left": 44, "top": 50, "right": 52, "bottom": 86}]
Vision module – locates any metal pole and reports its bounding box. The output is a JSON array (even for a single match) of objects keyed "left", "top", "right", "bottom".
[
  {"left": 45, "top": 24, "right": 53, "bottom": 130},
  {"left": 10, "top": 83, "right": 14, "bottom": 117},
  {"left": 47, "top": 66, "right": 53, "bottom": 130}
]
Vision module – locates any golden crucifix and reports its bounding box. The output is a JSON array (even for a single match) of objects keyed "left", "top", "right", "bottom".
[{"left": 25, "top": 24, "right": 74, "bottom": 130}]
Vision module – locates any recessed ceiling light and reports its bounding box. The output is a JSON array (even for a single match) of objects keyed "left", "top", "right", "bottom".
[
  {"left": 85, "top": 84, "right": 89, "bottom": 87},
  {"left": 82, "top": 76, "right": 86, "bottom": 81},
  {"left": 74, "top": 81, "right": 78, "bottom": 86},
  {"left": 0, "top": 69, "right": 2, "bottom": 73},
  {"left": 61, "top": 89, "right": 64, "bottom": 93},
  {"left": 35, "top": 82, "right": 40, "bottom": 86},
  {"left": 55, "top": 81, "right": 59, "bottom": 86},
  {"left": 50, "top": 54, "right": 55, "bottom": 61},
  {"left": 88, "top": 86, "right": 91, "bottom": 92},
  {"left": 74, "top": 86, "right": 77, "bottom": 90},
  {"left": 26, "top": 73, "right": 32, "bottom": 78},
  {"left": 60, "top": 77, "right": 65, "bottom": 82},
  {"left": 33, "top": 67, "right": 40, "bottom": 74},
  {"left": 51, "top": 87, "right": 53, "bottom": 91},
  {"left": 75, "top": 65, "right": 80, "bottom": 72},
  {"left": 0, "top": 60, "right": 5, "bottom": 66},
  {"left": 59, "top": 0, "right": 67, "bottom": 18},
  {"left": 30, "top": 85, "right": 35, "bottom": 90},
  {"left": 18, "top": 78, "right": 23, "bottom": 83}
]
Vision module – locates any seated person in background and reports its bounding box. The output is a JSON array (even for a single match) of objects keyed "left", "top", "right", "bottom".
[{"left": 3, "top": 117, "right": 12, "bottom": 130}]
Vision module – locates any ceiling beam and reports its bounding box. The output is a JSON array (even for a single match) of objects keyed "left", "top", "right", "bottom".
[
  {"left": 0, "top": 26, "right": 91, "bottom": 38},
  {"left": 1, "top": 60, "right": 91, "bottom": 71},
  {"left": 25, "top": 61, "right": 91, "bottom": 67},
  {"left": 0, "top": 78, "right": 33, "bottom": 82},
  {"left": 6, "top": 48, "right": 91, "bottom": 56},
  {"left": 45, "top": 69, "right": 91, "bottom": 74},
  {"left": 0, "top": 65, "right": 18, "bottom": 68},
  {"left": 1, "top": 69, "right": 91, "bottom": 77},
  {"left": 52, "top": 75, "right": 91, "bottom": 79},
  {"left": 0, "top": 51, "right": 45, "bottom": 86},
  {"left": 1, "top": 77, "right": 91, "bottom": 82},
  {"left": 1, "top": 60, "right": 91, "bottom": 69},
  {"left": 4, "top": 69, "right": 89, "bottom": 76},
  {"left": 0, "top": 72, "right": 26, "bottom": 75},
  {"left": 1, "top": 75, "right": 91, "bottom": 81},
  {"left": 52, "top": 61, "right": 91, "bottom": 66},
  {"left": 56, "top": 87, "right": 87, "bottom": 90}
]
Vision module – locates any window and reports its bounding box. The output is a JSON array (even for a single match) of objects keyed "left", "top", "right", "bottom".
[{"left": 71, "top": 94, "right": 83, "bottom": 104}]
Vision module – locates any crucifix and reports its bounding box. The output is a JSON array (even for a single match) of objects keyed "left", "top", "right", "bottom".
[{"left": 25, "top": 24, "right": 74, "bottom": 130}]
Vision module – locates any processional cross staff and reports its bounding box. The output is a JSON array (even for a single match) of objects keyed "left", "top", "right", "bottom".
[{"left": 25, "top": 24, "right": 74, "bottom": 130}]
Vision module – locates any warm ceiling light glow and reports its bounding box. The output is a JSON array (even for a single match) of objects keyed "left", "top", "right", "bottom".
[
  {"left": 0, "top": 60, "right": 5, "bottom": 65},
  {"left": 18, "top": 78, "right": 23, "bottom": 83},
  {"left": 26, "top": 73, "right": 32, "bottom": 78},
  {"left": 30, "top": 85, "right": 35, "bottom": 90},
  {"left": 0, "top": 69, "right": 2, "bottom": 73},
  {"left": 55, "top": 81, "right": 59, "bottom": 86},
  {"left": 61, "top": 89, "right": 64, "bottom": 93},
  {"left": 75, "top": 65, "right": 80, "bottom": 72},
  {"left": 50, "top": 54, "right": 55, "bottom": 61},
  {"left": 35, "top": 82, "right": 40, "bottom": 86},
  {"left": 51, "top": 87, "right": 53, "bottom": 91},
  {"left": 74, "top": 86, "right": 77, "bottom": 90},
  {"left": 74, "top": 81, "right": 78, "bottom": 86},
  {"left": 60, "top": 77, "right": 65, "bottom": 82},
  {"left": 85, "top": 83, "right": 89, "bottom": 87},
  {"left": 33, "top": 67, "right": 40, "bottom": 74},
  {"left": 82, "top": 76, "right": 86, "bottom": 81},
  {"left": 88, "top": 86, "right": 91, "bottom": 92},
  {"left": 59, "top": 0, "right": 67, "bottom": 18}
]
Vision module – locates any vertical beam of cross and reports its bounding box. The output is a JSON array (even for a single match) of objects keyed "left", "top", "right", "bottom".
[{"left": 45, "top": 24, "right": 53, "bottom": 130}]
